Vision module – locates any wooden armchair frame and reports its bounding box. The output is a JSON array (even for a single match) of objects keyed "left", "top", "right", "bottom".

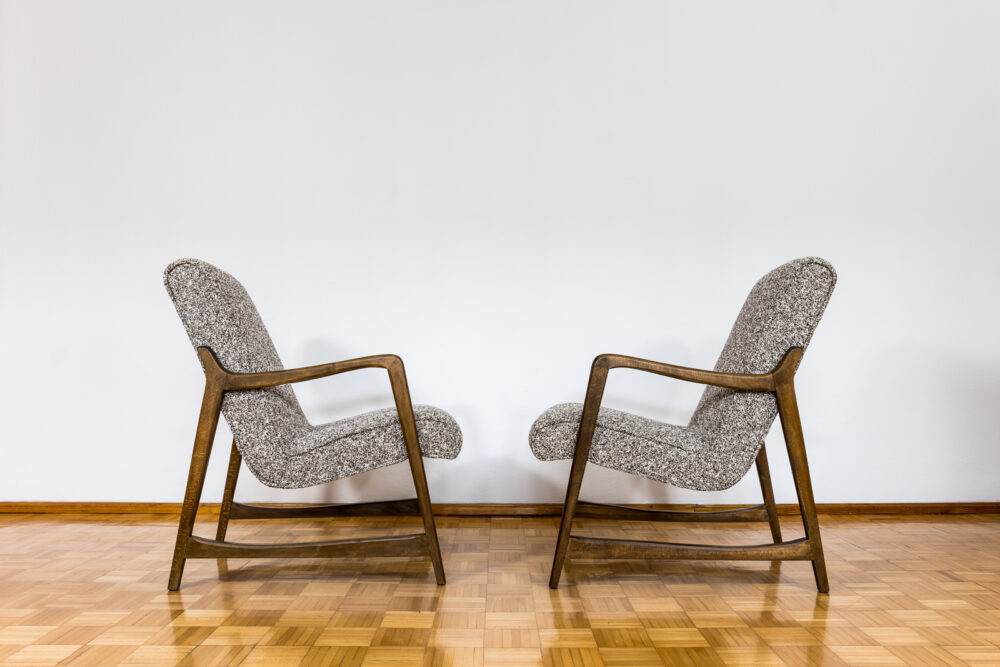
[
  {"left": 168, "top": 348, "right": 445, "bottom": 590},
  {"left": 549, "top": 347, "right": 830, "bottom": 593}
]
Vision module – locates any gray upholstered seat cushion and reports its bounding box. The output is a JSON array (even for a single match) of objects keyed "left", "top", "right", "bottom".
[
  {"left": 530, "top": 403, "right": 744, "bottom": 491},
  {"left": 263, "top": 405, "right": 461, "bottom": 489},
  {"left": 529, "top": 257, "right": 836, "bottom": 492},
  {"left": 164, "top": 258, "right": 462, "bottom": 489}
]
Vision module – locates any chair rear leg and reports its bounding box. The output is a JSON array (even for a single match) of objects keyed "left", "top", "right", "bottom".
[
  {"left": 168, "top": 382, "right": 224, "bottom": 591},
  {"left": 755, "top": 443, "right": 783, "bottom": 543},
  {"left": 216, "top": 440, "right": 241, "bottom": 542},
  {"left": 776, "top": 382, "right": 829, "bottom": 593}
]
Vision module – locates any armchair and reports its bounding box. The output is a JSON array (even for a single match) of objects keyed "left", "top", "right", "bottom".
[
  {"left": 530, "top": 257, "right": 837, "bottom": 592},
  {"left": 164, "top": 259, "right": 461, "bottom": 590}
]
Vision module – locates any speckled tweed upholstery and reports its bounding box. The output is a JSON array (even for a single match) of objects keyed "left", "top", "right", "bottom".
[
  {"left": 164, "top": 259, "right": 462, "bottom": 489},
  {"left": 530, "top": 257, "right": 836, "bottom": 491}
]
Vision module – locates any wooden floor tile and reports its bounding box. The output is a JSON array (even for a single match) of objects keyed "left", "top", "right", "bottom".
[
  {"left": 484, "top": 647, "right": 543, "bottom": 666},
  {"left": 238, "top": 645, "right": 310, "bottom": 665},
  {"left": 118, "top": 645, "right": 194, "bottom": 665},
  {"left": 2, "top": 644, "right": 82, "bottom": 665}
]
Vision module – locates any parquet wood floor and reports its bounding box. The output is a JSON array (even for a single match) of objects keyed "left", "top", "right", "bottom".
[{"left": 1, "top": 512, "right": 999, "bottom": 665}]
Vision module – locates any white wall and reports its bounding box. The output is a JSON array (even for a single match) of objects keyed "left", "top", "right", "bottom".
[{"left": 2, "top": 0, "right": 998, "bottom": 506}]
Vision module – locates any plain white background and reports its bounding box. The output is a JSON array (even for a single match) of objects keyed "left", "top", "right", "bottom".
[{"left": 1, "top": 0, "right": 998, "bottom": 506}]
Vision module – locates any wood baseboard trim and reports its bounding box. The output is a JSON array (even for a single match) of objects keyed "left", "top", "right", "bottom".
[{"left": 1, "top": 502, "right": 998, "bottom": 516}]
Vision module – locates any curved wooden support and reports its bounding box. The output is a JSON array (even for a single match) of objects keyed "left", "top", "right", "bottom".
[
  {"left": 592, "top": 348, "right": 802, "bottom": 392},
  {"left": 186, "top": 533, "right": 428, "bottom": 559},
  {"left": 548, "top": 346, "right": 828, "bottom": 593},
  {"left": 229, "top": 499, "right": 421, "bottom": 520},
  {"left": 576, "top": 501, "right": 769, "bottom": 523},
  {"left": 167, "top": 349, "right": 448, "bottom": 590},
  {"left": 197, "top": 347, "right": 404, "bottom": 391},
  {"left": 567, "top": 535, "right": 812, "bottom": 561}
]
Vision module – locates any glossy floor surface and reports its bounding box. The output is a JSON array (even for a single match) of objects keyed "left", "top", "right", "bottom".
[{"left": 1, "top": 513, "right": 999, "bottom": 665}]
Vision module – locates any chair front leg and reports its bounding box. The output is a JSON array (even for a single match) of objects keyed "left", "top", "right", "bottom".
[
  {"left": 550, "top": 359, "right": 610, "bottom": 589},
  {"left": 387, "top": 358, "right": 446, "bottom": 585},
  {"left": 216, "top": 440, "right": 241, "bottom": 542},
  {"left": 755, "top": 443, "right": 783, "bottom": 543},
  {"left": 168, "top": 379, "right": 225, "bottom": 591},
  {"left": 775, "top": 380, "right": 829, "bottom": 593}
]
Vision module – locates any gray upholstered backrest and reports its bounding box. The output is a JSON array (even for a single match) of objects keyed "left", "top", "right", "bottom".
[
  {"left": 164, "top": 259, "right": 308, "bottom": 477},
  {"left": 688, "top": 258, "right": 836, "bottom": 474}
]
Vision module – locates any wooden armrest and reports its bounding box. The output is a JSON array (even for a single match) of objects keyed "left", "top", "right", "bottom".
[
  {"left": 196, "top": 347, "right": 404, "bottom": 391},
  {"left": 592, "top": 348, "right": 802, "bottom": 392}
]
